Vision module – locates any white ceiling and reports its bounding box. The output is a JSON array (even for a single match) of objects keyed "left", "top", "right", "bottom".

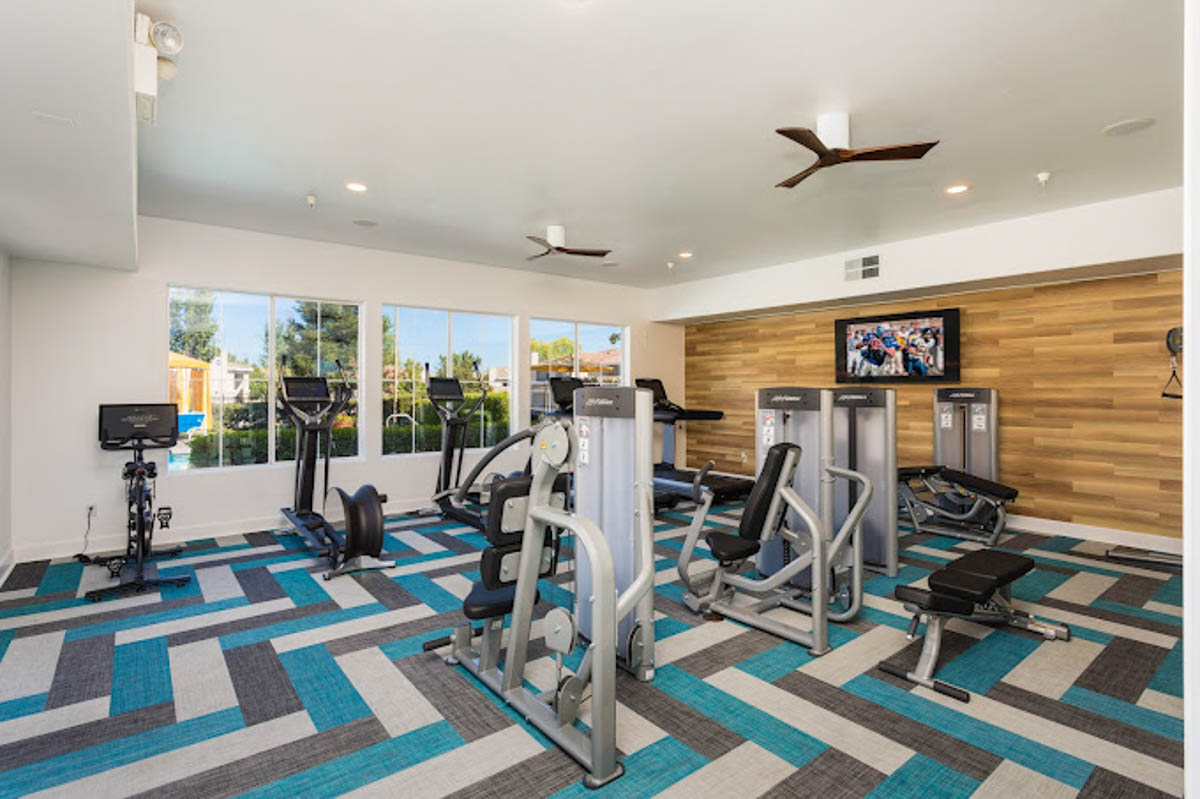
[
  {"left": 0, "top": 0, "right": 137, "bottom": 269},
  {"left": 136, "top": 0, "right": 1183, "bottom": 288}
]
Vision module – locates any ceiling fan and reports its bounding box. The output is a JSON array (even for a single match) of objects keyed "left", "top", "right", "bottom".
[
  {"left": 775, "top": 112, "right": 938, "bottom": 188},
  {"left": 526, "top": 225, "right": 610, "bottom": 260}
]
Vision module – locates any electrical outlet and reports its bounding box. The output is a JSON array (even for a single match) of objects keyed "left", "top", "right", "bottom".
[{"left": 740, "top": 451, "right": 747, "bottom": 464}]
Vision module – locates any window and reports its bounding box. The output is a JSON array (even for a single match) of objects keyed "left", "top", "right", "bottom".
[
  {"left": 530, "top": 319, "right": 625, "bottom": 417},
  {"left": 383, "top": 306, "right": 512, "bottom": 455},
  {"left": 167, "top": 287, "right": 361, "bottom": 471}
]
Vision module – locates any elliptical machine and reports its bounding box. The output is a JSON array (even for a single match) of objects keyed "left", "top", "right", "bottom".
[
  {"left": 278, "top": 359, "right": 394, "bottom": 580},
  {"left": 427, "top": 361, "right": 488, "bottom": 498}
]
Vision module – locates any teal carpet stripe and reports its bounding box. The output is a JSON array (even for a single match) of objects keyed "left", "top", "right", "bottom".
[
  {"left": 228, "top": 551, "right": 314, "bottom": 571},
  {"left": 35, "top": 562, "right": 84, "bottom": 596},
  {"left": 279, "top": 644, "right": 373, "bottom": 731},
  {"left": 458, "top": 532, "right": 490, "bottom": 550},
  {"left": 393, "top": 574, "right": 463, "bottom": 614},
  {"left": 0, "top": 692, "right": 47, "bottom": 722},
  {"left": 1153, "top": 575, "right": 1181, "bottom": 606},
  {"left": 537, "top": 579, "right": 574, "bottom": 608},
  {"left": 1036, "top": 536, "right": 1085, "bottom": 553},
  {"left": 158, "top": 567, "right": 203, "bottom": 601},
  {"left": 655, "top": 557, "right": 676, "bottom": 572},
  {"left": 866, "top": 753, "right": 979, "bottom": 799},
  {"left": 550, "top": 736, "right": 707, "bottom": 798},
  {"left": 1089, "top": 599, "right": 1182, "bottom": 628},
  {"left": 237, "top": 720, "right": 462, "bottom": 798},
  {"left": 654, "top": 617, "right": 692, "bottom": 640},
  {"left": 1060, "top": 623, "right": 1114, "bottom": 645},
  {"left": 1011, "top": 569, "right": 1072, "bottom": 602},
  {"left": 1060, "top": 686, "right": 1183, "bottom": 741},
  {"left": 652, "top": 665, "right": 827, "bottom": 768},
  {"left": 918, "top": 536, "right": 968, "bottom": 551},
  {"left": 66, "top": 597, "right": 249, "bottom": 641},
  {"left": 737, "top": 626, "right": 859, "bottom": 683},
  {"left": 275, "top": 569, "right": 332, "bottom": 606},
  {"left": 934, "top": 630, "right": 1041, "bottom": 694},
  {"left": 859, "top": 605, "right": 924, "bottom": 632},
  {"left": 656, "top": 539, "right": 716, "bottom": 560},
  {"left": 455, "top": 669, "right": 554, "bottom": 749},
  {"left": 865, "top": 565, "right": 931, "bottom": 597},
  {"left": 219, "top": 602, "right": 384, "bottom": 650},
  {"left": 902, "top": 547, "right": 953, "bottom": 563},
  {"left": 844, "top": 675, "right": 1094, "bottom": 788},
  {"left": 996, "top": 548, "right": 1125, "bottom": 579},
  {"left": 381, "top": 628, "right": 459, "bottom": 660},
  {"left": 655, "top": 583, "right": 687, "bottom": 603},
  {"left": 659, "top": 510, "right": 727, "bottom": 529},
  {"left": 0, "top": 595, "right": 93, "bottom": 620},
  {"left": 1148, "top": 639, "right": 1183, "bottom": 697},
  {"left": 110, "top": 637, "right": 173, "bottom": 715},
  {"left": 0, "top": 629, "right": 13, "bottom": 661},
  {"left": 0, "top": 707, "right": 244, "bottom": 799},
  {"left": 380, "top": 534, "right": 417, "bottom": 557}
]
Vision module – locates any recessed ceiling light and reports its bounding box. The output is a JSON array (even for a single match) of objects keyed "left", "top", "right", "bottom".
[
  {"left": 678, "top": 251, "right": 694, "bottom": 259},
  {"left": 944, "top": 184, "right": 969, "bottom": 195},
  {"left": 352, "top": 219, "right": 377, "bottom": 227},
  {"left": 345, "top": 182, "right": 368, "bottom": 193},
  {"left": 1101, "top": 117, "right": 1155, "bottom": 137}
]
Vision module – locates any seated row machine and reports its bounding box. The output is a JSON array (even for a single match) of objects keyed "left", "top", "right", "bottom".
[
  {"left": 898, "top": 465, "right": 1019, "bottom": 545},
  {"left": 880, "top": 549, "right": 1070, "bottom": 701}
]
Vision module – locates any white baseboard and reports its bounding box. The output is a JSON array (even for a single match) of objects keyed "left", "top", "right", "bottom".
[
  {"left": 1008, "top": 514, "right": 1182, "bottom": 555},
  {"left": 0, "top": 547, "right": 14, "bottom": 587}
]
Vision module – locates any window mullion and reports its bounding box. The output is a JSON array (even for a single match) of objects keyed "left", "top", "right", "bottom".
[{"left": 268, "top": 296, "right": 277, "bottom": 464}]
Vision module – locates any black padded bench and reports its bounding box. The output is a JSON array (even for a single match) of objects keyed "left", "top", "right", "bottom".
[
  {"left": 898, "top": 465, "right": 1019, "bottom": 545},
  {"left": 880, "top": 549, "right": 1069, "bottom": 701}
]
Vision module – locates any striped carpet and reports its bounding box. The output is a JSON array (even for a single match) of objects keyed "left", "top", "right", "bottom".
[{"left": 0, "top": 503, "right": 1182, "bottom": 797}]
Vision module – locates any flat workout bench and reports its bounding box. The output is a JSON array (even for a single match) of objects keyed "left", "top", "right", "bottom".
[{"left": 880, "top": 549, "right": 1069, "bottom": 701}]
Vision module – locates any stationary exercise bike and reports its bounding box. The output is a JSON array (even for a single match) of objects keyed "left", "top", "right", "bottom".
[
  {"left": 278, "top": 360, "right": 395, "bottom": 580},
  {"left": 80, "top": 404, "right": 192, "bottom": 601}
]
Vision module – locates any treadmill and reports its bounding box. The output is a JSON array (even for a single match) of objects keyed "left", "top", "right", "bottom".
[{"left": 635, "top": 378, "right": 754, "bottom": 503}]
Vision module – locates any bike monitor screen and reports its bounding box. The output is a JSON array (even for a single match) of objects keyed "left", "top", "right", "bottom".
[
  {"left": 284, "top": 377, "right": 331, "bottom": 401},
  {"left": 427, "top": 377, "right": 464, "bottom": 401},
  {"left": 99, "top": 404, "right": 179, "bottom": 449}
]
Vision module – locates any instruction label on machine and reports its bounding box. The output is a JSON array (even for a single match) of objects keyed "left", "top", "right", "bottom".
[
  {"left": 971, "top": 404, "right": 987, "bottom": 431},
  {"left": 940, "top": 407, "right": 953, "bottom": 429},
  {"left": 576, "top": 418, "right": 590, "bottom": 465},
  {"left": 760, "top": 410, "right": 776, "bottom": 448}
]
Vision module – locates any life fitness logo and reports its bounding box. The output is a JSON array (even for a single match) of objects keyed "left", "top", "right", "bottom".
[
  {"left": 838, "top": 394, "right": 869, "bottom": 402},
  {"left": 585, "top": 397, "right": 615, "bottom": 407},
  {"left": 770, "top": 395, "right": 803, "bottom": 403},
  {"left": 948, "top": 392, "right": 977, "bottom": 399}
]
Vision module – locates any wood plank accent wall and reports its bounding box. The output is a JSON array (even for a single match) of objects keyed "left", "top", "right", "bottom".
[{"left": 683, "top": 270, "right": 1183, "bottom": 537}]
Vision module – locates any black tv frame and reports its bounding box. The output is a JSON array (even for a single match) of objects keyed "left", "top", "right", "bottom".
[{"left": 835, "top": 308, "right": 961, "bottom": 384}]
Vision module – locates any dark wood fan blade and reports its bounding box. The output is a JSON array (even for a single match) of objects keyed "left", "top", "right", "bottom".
[
  {"left": 560, "top": 247, "right": 611, "bottom": 257},
  {"left": 775, "top": 162, "right": 824, "bottom": 188},
  {"left": 527, "top": 251, "right": 551, "bottom": 261},
  {"left": 776, "top": 127, "right": 830, "bottom": 157},
  {"left": 840, "top": 141, "right": 939, "bottom": 162},
  {"left": 526, "top": 235, "right": 552, "bottom": 248}
]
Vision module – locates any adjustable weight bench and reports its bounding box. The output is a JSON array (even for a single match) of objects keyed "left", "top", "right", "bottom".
[
  {"left": 898, "top": 465, "right": 1018, "bottom": 545},
  {"left": 879, "top": 549, "right": 1069, "bottom": 701}
]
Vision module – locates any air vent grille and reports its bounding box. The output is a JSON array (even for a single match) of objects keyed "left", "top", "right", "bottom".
[{"left": 844, "top": 255, "right": 881, "bottom": 281}]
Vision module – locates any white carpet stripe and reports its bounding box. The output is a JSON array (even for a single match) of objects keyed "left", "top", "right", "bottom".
[
  {"left": 0, "top": 592, "right": 161, "bottom": 631},
  {"left": 347, "top": 723, "right": 543, "bottom": 798},
  {"left": 393, "top": 553, "right": 480, "bottom": 576},
  {"left": 1138, "top": 688, "right": 1184, "bottom": 719},
  {"left": 0, "top": 588, "right": 38, "bottom": 600},
  {"left": 0, "top": 696, "right": 109, "bottom": 746},
  {"left": 1144, "top": 600, "right": 1182, "bottom": 617},
  {"left": 0, "top": 631, "right": 66, "bottom": 701},
  {"left": 655, "top": 620, "right": 744, "bottom": 665},
  {"left": 316, "top": 572, "right": 377, "bottom": 608},
  {"left": 26, "top": 711, "right": 318, "bottom": 799},
  {"left": 1044, "top": 572, "right": 1118, "bottom": 606},
  {"left": 801, "top": 624, "right": 911, "bottom": 685},
  {"left": 1024, "top": 549, "right": 1171, "bottom": 580},
  {"left": 575, "top": 700, "right": 668, "bottom": 756},
  {"left": 432, "top": 574, "right": 474, "bottom": 601},
  {"left": 708, "top": 667, "right": 913, "bottom": 774},
  {"left": 654, "top": 741, "right": 796, "bottom": 799},
  {"left": 392, "top": 530, "right": 444, "bottom": 554},
  {"left": 1002, "top": 638, "right": 1104, "bottom": 700},
  {"left": 195, "top": 565, "right": 244, "bottom": 603},
  {"left": 970, "top": 759, "right": 1076, "bottom": 799},
  {"left": 336, "top": 647, "right": 442, "bottom": 737},
  {"left": 271, "top": 604, "right": 434, "bottom": 653},
  {"left": 657, "top": 558, "right": 712, "bottom": 586},
  {"left": 168, "top": 638, "right": 239, "bottom": 721},
  {"left": 166, "top": 544, "right": 285, "bottom": 568},
  {"left": 910, "top": 685, "right": 1185, "bottom": 797},
  {"left": 75, "top": 567, "right": 118, "bottom": 598},
  {"left": 114, "top": 598, "right": 295, "bottom": 645},
  {"left": 1016, "top": 601, "right": 1178, "bottom": 648}
]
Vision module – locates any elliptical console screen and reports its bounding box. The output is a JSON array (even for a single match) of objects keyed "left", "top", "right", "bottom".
[
  {"left": 427, "top": 377, "right": 465, "bottom": 401},
  {"left": 284, "top": 377, "right": 331, "bottom": 401}
]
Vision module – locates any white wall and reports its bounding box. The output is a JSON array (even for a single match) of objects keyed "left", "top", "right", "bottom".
[
  {"left": 650, "top": 188, "right": 1183, "bottom": 322},
  {"left": 0, "top": 249, "right": 11, "bottom": 581},
  {"left": 8, "top": 217, "right": 683, "bottom": 561},
  {"left": 1182, "top": 0, "right": 1197, "bottom": 792}
]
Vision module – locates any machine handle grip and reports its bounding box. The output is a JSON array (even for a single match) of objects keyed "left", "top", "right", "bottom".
[{"left": 693, "top": 460, "right": 715, "bottom": 502}]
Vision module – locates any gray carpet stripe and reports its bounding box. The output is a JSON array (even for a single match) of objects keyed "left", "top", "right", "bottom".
[
  {"left": 165, "top": 601, "right": 339, "bottom": 647},
  {"left": 12, "top": 595, "right": 205, "bottom": 639},
  {"left": 1, "top": 561, "right": 49, "bottom": 591},
  {"left": 324, "top": 608, "right": 464, "bottom": 657},
  {"left": 999, "top": 533, "right": 1052, "bottom": 552},
  {"left": 653, "top": 594, "right": 705, "bottom": 628},
  {"left": 396, "top": 653, "right": 515, "bottom": 743},
  {"left": 1072, "top": 637, "right": 1171, "bottom": 704},
  {"left": 234, "top": 566, "right": 288, "bottom": 602},
  {"left": 131, "top": 716, "right": 390, "bottom": 799},
  {"left": 424, "top": 531, "right": 481, "bottom": 555},
  {"left": 899, "top": 554, "right": 957, "bottom": 572},
  {"left": 353, "top": 570, "right": 422, "bottom": 609},
  {"left": 0, "top": 592, "right": 79, "bottom": 612},
  {"left": 1078, "top": 766, "right": 1176, "bottom": 799},
  {"left": 44, "top": 632, "right": 115, "bottom": 710},
  {"left": 987, "top": 681, "right": 1183, "bottom": 767},
  {"left": 444, "top": 746, "right": 583, "bottom": 799},
  {"left": 876, "top": 630, "right": 980, "bottom": 692},
  {"left": 775, "top": 670, "right": 1002, "bottom": 782},
  {"left": 223, "top": 641, "right": 304, "bottom": 726},
  {"left": 762, "top": 747, "right": 887, "bottom": 798},
  {"left": 0, "top": 702, "right": 175, "bottom": 771},
  {"left": 1098, "top": 575, "right": 1165, "bottom": 607},
  {"left": 613, "top": 672, "right": 744, "bottom": 761},
  {"left": 243, "top": 531, "right": 279, "bottom": 547},
  {"left": 1038, "top": 597, "right": 1181, "bottom": 638},
  {"left": 671, "top": 628, "right": 783, "bottom": 679}
]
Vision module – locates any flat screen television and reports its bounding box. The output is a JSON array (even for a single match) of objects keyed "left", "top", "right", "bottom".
[{"left": 835, "top": 308, "right": 960, "bottom": 383}]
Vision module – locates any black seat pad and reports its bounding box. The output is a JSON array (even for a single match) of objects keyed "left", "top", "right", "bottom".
[
  {"left": 463, "top": 582, "right": 541, "bottom": 620},
  {"left": 939, "top": 469, "right": 1019, "bottom": 502},
  {"left": 945, "top": 549, "right": 1033, "bottom": 584},
  {"left": 706, "top": 532, "right": 761, "bottom": 562},
  {"left": 895, "top": 585, "right": 976, "bottom": 616},
  {"left": 928, "top": 568, "right": 1001, "bottom": 602}
]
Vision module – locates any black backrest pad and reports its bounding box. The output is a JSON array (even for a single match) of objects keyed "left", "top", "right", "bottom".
[
  {"left": 938, "top": 468, "right": 1018, "bottom": 502},
  {"left": 739, "top": 443, "right": 799, "bottom": 540},
  {"left": 484, "top": 473, "right": 569, "bottom": 547},
  {"left": 480, "top": 538, "right": 558, "bottom": 590}
]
